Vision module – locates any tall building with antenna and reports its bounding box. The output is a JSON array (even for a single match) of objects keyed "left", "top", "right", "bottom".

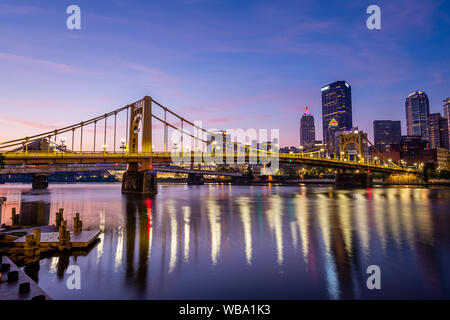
[{"left": 300, "top": 106, "right": 315, "bottom": 149}]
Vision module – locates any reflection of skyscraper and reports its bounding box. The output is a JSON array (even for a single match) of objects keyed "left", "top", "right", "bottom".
[
  {"left": 373, "top": 120, "right": 401, "bottom": 151},
  {"left": 300, "top": 107, "right": 315, "bottom": 149},
  {"left": 405, "top": 91, "right": 430, "bottom": 140},
  {"left": 321, "top": 81, "right": 352, "bottom": 144},
  {"left": 428, "top": 113, "right": 449, "bottom": 149}
]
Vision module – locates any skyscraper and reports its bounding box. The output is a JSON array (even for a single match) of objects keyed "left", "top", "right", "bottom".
[
  {"left": 373, "top": 120, "right": 401, "bottom": 151},
  {"left": 405, "top": 91, "right": 430, "bottom": 140},
  {"left": 444, "top": 97, "right": 450, "bottom": 146},
  {"left": 300, "top": 106, "right": 315, "bottom": 149},
  {"left": 321, "top": 80, "right": 352, "bottom": 144},
  {"left": 428, "top": 113, "right": 449, "bottom": 149}
]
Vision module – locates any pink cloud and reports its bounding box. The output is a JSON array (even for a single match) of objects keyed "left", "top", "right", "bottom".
[
  {"left": 205, "top": 114, "right": 270, "bottom": 124},
  {"left": 0, "top": 118, "right": 59, "bottom": 130},
  {"left": 0, "top": 52, "right": 96, "bottom": 75}
]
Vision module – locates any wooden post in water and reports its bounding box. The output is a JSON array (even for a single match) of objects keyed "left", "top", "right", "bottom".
[
  {"left": 55, "top": 208, "right": 64, "bottom": 228},
  {"left": 11, "top": 208, "right": 20, "bottom": 226},
  {"left": 73, "top": 213, "right": 83, "bottom": 233},
  {"left": 58, "top": 220, "right": 71, "bottom": 251}
]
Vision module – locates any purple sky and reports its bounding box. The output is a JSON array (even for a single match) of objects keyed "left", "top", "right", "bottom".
[{"left": 0, "top": 0, "right": 449, "bottom": 149}]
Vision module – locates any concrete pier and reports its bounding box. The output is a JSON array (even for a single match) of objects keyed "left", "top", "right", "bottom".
[
  {"left": 335, "top": 173, "right": 372, "bottom": 188},
  {"left": 32, "top": 174, "right": 48, "bottom": 190},
  {"left": 187, "top": 173, "right": 204, "bottom": 185},
  {"left": 0, "top": 197, "right": 5, "bottom": 226},
  {"left": 14, "top": 229, "right": 101, "bottom": 249},
  {"left": 0, "top": 256, "right": 50, "bottom": 300},
  {"left": 122, "top": 170, "right": 157, "bottom": 195},
  {"left": 231, "top": 175, "right": 253, "bottom": 185}
]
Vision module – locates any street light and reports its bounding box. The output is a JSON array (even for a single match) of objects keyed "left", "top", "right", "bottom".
[
  {"left": 120, "top": 139, "right": 126, "bottom": 153},
  {"left": 60, "top": 137, "right": 66, "bottom": 151},
  {"left": 102, "top": 144, "right": 107, "bottom": 154}
]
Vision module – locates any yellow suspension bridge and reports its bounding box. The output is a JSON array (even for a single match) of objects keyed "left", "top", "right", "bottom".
[{"left": 0, "top": 96, "right": 420, "bottom": 193}]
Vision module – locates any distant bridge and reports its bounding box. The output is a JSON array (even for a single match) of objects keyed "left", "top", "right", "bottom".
[{"left": 0, "top": 163, "right": 243, "bottom": 177}]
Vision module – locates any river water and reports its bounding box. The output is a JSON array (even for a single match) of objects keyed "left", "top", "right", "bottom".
[{"left": 1, "top": 183, "right": 449, "bottom": 299}]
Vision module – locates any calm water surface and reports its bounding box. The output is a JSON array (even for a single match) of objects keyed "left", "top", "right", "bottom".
[{"left": 1, "top": 183, "right": 449, "bottom": 299}]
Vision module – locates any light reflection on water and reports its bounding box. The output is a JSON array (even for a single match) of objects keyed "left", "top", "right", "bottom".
[{"left": 1, "top": 183, "right": 450, "bottom": 299}]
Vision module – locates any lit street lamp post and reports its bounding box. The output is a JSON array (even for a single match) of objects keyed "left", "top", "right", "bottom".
[
  {"left": 60, "top": 137, "right": 66, "bottom": 152},
  {"left": 120, "top": 139, "right": 126, "bottom": 154}
]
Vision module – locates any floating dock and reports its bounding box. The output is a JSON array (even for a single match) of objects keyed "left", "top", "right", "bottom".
[
  {"left": 14, "top": 229, "right": 101, "bottom": 248},
  {"left": 0, "top": 256, "right": 51, "bottom": 300}
]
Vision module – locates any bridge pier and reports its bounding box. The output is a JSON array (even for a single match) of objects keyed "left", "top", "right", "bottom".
[
  {"left": 187, "top": 173, "right": 204, "bottom": 185},
  {"left": 32, "top": 174, "right": 49, "bottom": 190},
  {"left": 335, "top": 173, "right": 372, "bottom": 188},
  {"left": 231, "top": 175, "right": 253, "bottom": 185},
  {"left": 0, "top": 174, "right": 6, "bottom": 184},
  {"left": 121, "top": 169, "right": 157, "bottom": 195}
]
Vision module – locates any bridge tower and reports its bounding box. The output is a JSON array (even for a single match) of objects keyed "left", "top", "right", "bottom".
[
  {"left": 339, "top": 131, "right": 364, "bottom": 159},
  {"left": 335, "top": 131, "right": 372, "bottom": 187},
  {"left": 122, "top": 96, "right": 157, "bottom": 195}
]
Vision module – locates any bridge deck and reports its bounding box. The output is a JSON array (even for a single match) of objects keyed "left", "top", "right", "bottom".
[{"left": 1, "top": 151, "right": 418, "bottom": 174}]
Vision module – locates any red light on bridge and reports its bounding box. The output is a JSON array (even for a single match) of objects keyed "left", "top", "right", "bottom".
[
  {"left": 114, "top": 162, "right": 119, "bottom": 166},
  {"left": 367, "top": 169, "right": 371, "bottom": 173},
  {"left": 149, "top": 164, "right": 153, "bottom": 170}
]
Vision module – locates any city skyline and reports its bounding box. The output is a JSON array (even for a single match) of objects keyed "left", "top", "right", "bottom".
[{"left": 0, "top": 0, "right": 449, "bottom": 148}]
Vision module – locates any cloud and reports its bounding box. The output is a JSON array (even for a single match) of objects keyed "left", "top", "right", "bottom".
[
  {"left": 122, "top": 61, "right": 179, "bottom": 87},
  {"left": 0, "top": 4, "right": 42, "bottom": 14},
  {"left": 427, "top": 59, "right": 450, "bottom": 85},
  {"left": 0, "top": 118, "right": 59, "bottom": 130},
  {"left": 0, "top": 52, "right": 93, "bottom": 75},
  {"left": 205, "top": 114, "right": 270, "bottom": 124},
  {"left": 383, "top": 0, "right": 442, "bottom": 30}
]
